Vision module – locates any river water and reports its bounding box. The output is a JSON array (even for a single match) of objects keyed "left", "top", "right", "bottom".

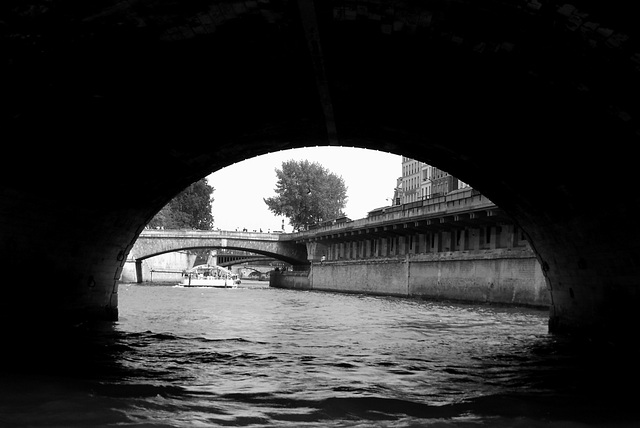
[{"left": 1, "top": 282, "right": 638, "bottom": 427}]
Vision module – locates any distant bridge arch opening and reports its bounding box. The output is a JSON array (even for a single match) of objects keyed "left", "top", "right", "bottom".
[
  {"left": 240, "top": 267, "right": 274, "bottom": 280},
  {"left": 216, "top": 255, "right": 279, "bottom": 268}
]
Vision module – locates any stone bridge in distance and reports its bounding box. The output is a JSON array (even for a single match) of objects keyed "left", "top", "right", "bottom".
[{"left": 130, "top": 229, "right": 309, "bottom": 282}]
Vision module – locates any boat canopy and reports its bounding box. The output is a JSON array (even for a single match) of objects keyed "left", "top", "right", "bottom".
[{"left": 185, "top": 264, "right": 234, "bottom": 276}]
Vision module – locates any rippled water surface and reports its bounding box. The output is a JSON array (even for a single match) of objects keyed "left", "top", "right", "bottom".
[{"left": 1, "top": 282, "right": 638, "bottom": 427}]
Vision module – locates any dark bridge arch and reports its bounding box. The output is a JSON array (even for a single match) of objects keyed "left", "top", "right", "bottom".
[{"left": 2, "top": 0, "right": 640, "bottom": 342}]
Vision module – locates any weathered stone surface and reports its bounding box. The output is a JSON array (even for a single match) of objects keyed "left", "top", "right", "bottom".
[{"left": 284, "top": 249, "right": 549, "bottom": 308}]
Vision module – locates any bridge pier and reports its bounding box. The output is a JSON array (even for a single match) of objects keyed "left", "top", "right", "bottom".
[
  {"left": 305, "top": 242, "right": 329, "bottom": 263},
  {"left": 135, "top": 260, "right": 143, "bottom": 284},
  {"left": 208, "top": 250, "right": 218, "bottom": 266}
]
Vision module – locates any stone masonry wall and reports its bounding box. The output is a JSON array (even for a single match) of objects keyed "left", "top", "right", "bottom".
[
  {"left": 407, "top": 249, "right": 549, "bottom": 307},
  {"left": 272, "top": 248, "right": 549, "bottom": 308}
]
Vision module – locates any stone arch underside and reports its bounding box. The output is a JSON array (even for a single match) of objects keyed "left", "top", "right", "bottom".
[
  {"left": 217, "top": 257, "right": 276, "bottom": 268},
  {"left": 132, "top": 240, "right": 308, "bottom": 266},
  {"left": 2, "top": 0, "right": 640, "bottom": 341}
]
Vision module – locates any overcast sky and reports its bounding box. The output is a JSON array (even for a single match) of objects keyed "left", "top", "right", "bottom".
[{"left": 207, "top": 147, "right": 402, "bottom": 232}]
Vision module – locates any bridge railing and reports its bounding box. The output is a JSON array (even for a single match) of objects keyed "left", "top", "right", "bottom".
[
  {"left": 284, "top": 188, "right": 495, "bottom": 239},
  {"left": 139, "top": 229, "right": 282, "bottom": 240}
]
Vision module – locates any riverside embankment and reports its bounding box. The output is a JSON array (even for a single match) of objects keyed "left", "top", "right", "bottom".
[{"left": 271, "top": 246, "right": 549, "bottom": 308}]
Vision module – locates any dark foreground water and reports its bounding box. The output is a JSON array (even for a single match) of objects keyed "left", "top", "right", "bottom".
[{"left": 1, "top": 282, "right": 639, "bottom": 427}]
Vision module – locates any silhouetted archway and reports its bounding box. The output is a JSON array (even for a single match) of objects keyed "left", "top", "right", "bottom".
[{"left": 2, "top": 0, "right": 639, "bottom": 341}]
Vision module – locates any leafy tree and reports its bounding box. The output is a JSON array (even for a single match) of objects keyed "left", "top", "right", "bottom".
[
  {"left": 264, "top": 160, "right": 348, "bottom": 231},
  {"left": 148, "top": 178, "right": 214, "bottom": 230}
]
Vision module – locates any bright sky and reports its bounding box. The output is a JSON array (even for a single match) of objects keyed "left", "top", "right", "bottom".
[{"left": 207, "top": 147, "right": 402, "bottom": 233}]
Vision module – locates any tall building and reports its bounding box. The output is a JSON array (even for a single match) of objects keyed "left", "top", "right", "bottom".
[
  {"left": 400, "top": 157, "right": 422, "bottom": 203},
  {"left": 397, "top": 157, "right": 469, "bottom": 204},
  {"left": 420, "top": 163, "right": 433, "bottom": 200}
]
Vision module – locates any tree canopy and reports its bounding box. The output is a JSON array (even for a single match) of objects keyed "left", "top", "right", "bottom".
[
  {"left": 148, "top": 178, "right": 214, "bottom": 230},
  {"left": 264, "top": 160, "right": 348, "bottom": 231}
]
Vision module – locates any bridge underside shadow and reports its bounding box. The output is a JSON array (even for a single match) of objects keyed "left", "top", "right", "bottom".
[
  {"left": 214, "top": 255, "right": 280, "bottom": 268},
  {"left": 2, "top": 0, "right": 640, "bottom": 342}
]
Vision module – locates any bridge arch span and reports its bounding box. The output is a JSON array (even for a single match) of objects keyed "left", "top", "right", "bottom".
[
  {"left": 2, "top": 0, "right": 640, "bottom": 342},
  {"left": 137, "top": 245, "right": 297, "bottom": 264},
  {"left": 131, "top": 231, "right": 308, "bottom": 266}
]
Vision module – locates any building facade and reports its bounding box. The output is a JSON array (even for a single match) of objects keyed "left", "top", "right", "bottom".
[
  {"left": 398, "top": 157, "right": 469, "bottom": 204},
  {"left": 401, "top": 157, "right": 422, "bottom": 203}
]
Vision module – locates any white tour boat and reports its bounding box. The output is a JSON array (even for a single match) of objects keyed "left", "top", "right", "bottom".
[{"left": 179, "top": 264, "right": 241, "bottom": 288}]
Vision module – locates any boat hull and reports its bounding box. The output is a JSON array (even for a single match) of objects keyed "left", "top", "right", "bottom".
[{"left": 180, "top": 278, "right": 237, "bottom": 288}]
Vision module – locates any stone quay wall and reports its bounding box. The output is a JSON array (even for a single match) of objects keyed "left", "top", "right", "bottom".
[{"left": 271, "top": 247, "right": 549, "bottom": 308}]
